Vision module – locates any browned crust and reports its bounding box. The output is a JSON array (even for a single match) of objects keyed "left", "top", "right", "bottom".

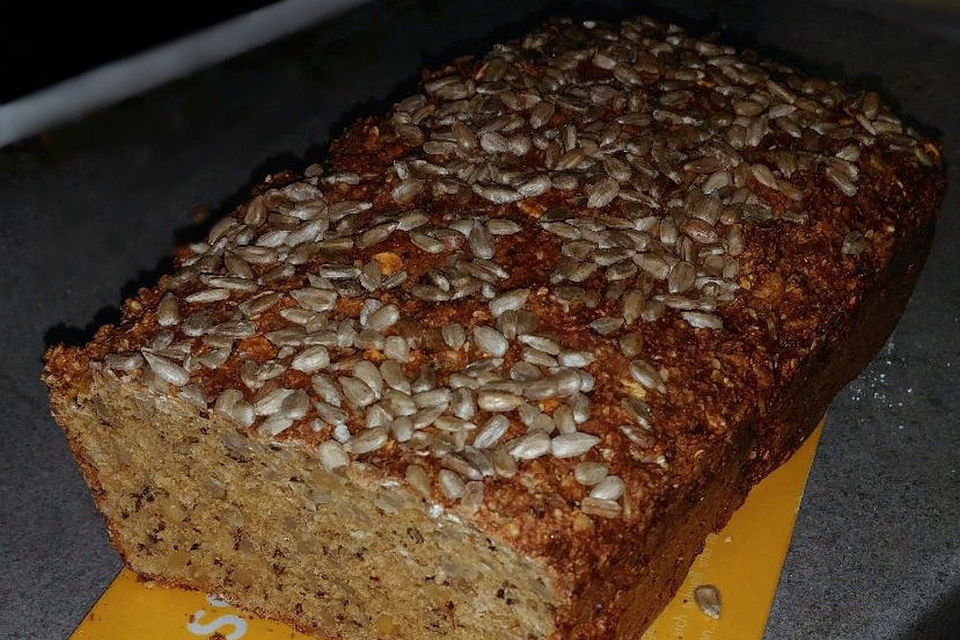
[
  {"left": 612, "top": 214, "right": 936, "bottom": 638},
  {"left": 43, "top": 15, "right": 946, "bottom": 640}
]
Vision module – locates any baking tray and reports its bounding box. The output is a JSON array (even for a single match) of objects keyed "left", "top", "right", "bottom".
[{"left": 1, "top": 1, "right": 958, "bottom": 639}]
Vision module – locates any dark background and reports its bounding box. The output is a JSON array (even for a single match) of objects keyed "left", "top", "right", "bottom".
[
  {"left": 1, "top": 1, "right": 958, "bottom": 639},
  {"left": 0, "top": 2, "right": 282, "bottom": 102}
]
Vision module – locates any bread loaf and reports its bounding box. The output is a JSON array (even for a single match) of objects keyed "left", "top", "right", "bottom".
[{"left": 44, "top": 16, "right": 945, "bottom": 640}]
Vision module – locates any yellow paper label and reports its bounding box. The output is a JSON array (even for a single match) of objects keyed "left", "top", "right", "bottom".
[{"left": 71, "top": 424, "right": 822, "bottom": 640}]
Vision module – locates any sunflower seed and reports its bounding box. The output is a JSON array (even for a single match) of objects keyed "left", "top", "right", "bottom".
[
  {"left": 490, "top": 289, "right": 530, "bottom": 317},
  {"left": 333, "top": 423, "right": 351, "bottom": 443},
  {"left": 488, "top": 218, "right": 522, "bottom": 235},
  {"left": 255, "top": 388, "right": 293, "bottom": 416},
  {"left": 385, "top": 390, "right": 416, "bottom": 417},
  {"left": 410, "top": 232, "right": 445, "bottom": 254},
  {"left": 535, "top": 369, "right": 581, "bottom": 398},
  {"left": 442, "top": 453, "right": 482, "bottom": 481},
  {"left": 574, "top": 461, "right": 608, "bottom": 485},
  {"left": 492, "top": 447, "right": 517, "bottom": 477},
  {"left": 345, "top": 427, "right": 388, "bottom": 455},
  {"left": 391, "top": 416, "right": 414, "bottom": 442},
  {"left": 509, "top": 431, "right": 551, "bottom": 459},
  {"left": 359, "top": 261, "right": 383, "bottom": 291},
  {"left": 588, "top": 317, "right": 624, "bottom": 335},
  {"left": 442, "top": 322, "right": 466, "bottom": 349},
  {"left": 105, "top": 352, "right": 143, "bottom": 371},
  {"left": 341, "top": 377, "right": 377, "bottom": 408},
  {"left": 638, "top": 300, "right": 665, "bottom": 322},
  {"left": 142, "top": 351, "right": 189, "bottom": 386},
  {"left": 694, "top": 585, "right": 722, "bottom": 620},
  {"left": 529, "top": 101, "right": 555, "bottom": 129},
  {"left": 317, "top": 440, "right": 349, "bottom": 471},
  {"left": 558, "top": 351, "right": 595, "bottom": 368},
  {"left": 414, "top": 388, "right": 451, "bottom": 409},
  {"left": 405, "top": 464, "right": 432, "bottom": 497},
  {"left": 451, "top": 120, "right": 478, "bottom": 149},
  {"left": 392, "top": 178, "right": 424, "bottom": 204},
  {"left": 590, "top": 475, "right": 625, "bottom": 500},
  {"left": 291, "top": 346, "right": 330, "bottom": 373},
  {"left": 382, "top": 270, "right": 408, "bottom": 289},
  {"left": 518, "top": 334, "right": 561, "bottom": 355},
  {"left": 518, "top": 174, "right": 552, "bottom": 198},
  {"left": 311, "top": 374, "right": 342, "bottom": 406},
  {"left": 156, "top": 293, "right": 179, "bottom": 326},
  {"left": 259, "top": 415, "right": 294, "bottom": 436},
  {"left": 365, "top": 404, "right": 392, "bottom": 429},
  {"left": 825, "top": 165, "right": 858, "bottom": 196},
  {"left": 214, "top": 389, "right": 255, "bottom": 427},
  {"left": 836, "top": 144, "right": 861, "bottom": 162},
  {"left": 517, "top": 402, "right": 541, "bottom": 427},
  {"left": 365, "top": 305, "right": 400, "bottom": 332},
  {"left": 434, "top": 415, "right": 473, "bottom": 433},
  {"left": 291, "top": 288, "right": 338, "bottom": 312},
  {"left": 630, "top": 360, "right": 666, "bottom": 392},
  {"left": 398, "top": 210, "right": 429, "bottom": 231},
  {"left": 681, "top": 311, "right": 723, "bottom": 329},
  {"left": 354, "top": 361, "right": 384, "bottom": 396},
  {"left": 473, "top": 415, "right": 510, "bottom": 449},
  {"left": 460, "top": 481, "right": 484, "bottom": 514},
  {"left": 281, "top": 389, "right": 309, "bottom": 419},
  {"left": 412, "top": 365, "right": 437, "bottom": 392},
  {"left": 178, "top": 384, "right": 207, "bottom": 408},
  {"left": 469, "top": 223, "right": 495, "bottom": 259},
  {"left": 477, "top": 390, "right": 524, "bottom": 412},
  {"left": 438, "top": 469, "right": 466, "bottom": 500},
  {"left": 842, "top": 230, "right": 868, "bottom": 255},
  {"left": 474, "top": 184, "right": 521, "bottom": 204},
  {"left": 581, "top": 496, "right": 622, "bottom": 518},
  {"left": 204, "top": 276, "right": 258, "bottom": 292},
  {"left": 551, "top": 432, "right": 600, "bottom": 458},
  {"left": 474, "top": 326, "right": 509, "bottom": 357},
  {"left": 480, "top": 131, "right": 509, "bottom": 153},
  {"left": 185, "top": 288, "right": 230, "bottom": 303},
  {"left": 386, "top": 336, "right": 412, "bottom": 362},
  {"left": 380, "top": 360, "right": 410, "bottom": 393},
  {"left": 353, "top": 329, "right": 382, "bottom": 350},
  {"left": 267, "top": 327, "right": 306, "bottom": 346},
  {"left": 586, "top": 178, "right": 620, "bottom": 208},
  {"left": 667, "top": 261, "right": 696, "bottom": 293},
  {"left": 451, "top": 388, "right": 476, "bottom": 420}
]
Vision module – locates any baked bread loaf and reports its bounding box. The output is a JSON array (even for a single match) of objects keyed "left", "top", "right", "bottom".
[{"left": 45, "top": 16, "right": 944, "bottom": 640}]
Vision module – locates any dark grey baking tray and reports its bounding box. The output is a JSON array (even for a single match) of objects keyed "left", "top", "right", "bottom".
[{"left": 1, "top": 1, "right": 957, "bottom": 639}]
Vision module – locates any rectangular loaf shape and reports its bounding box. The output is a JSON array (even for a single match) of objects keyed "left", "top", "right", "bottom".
[{"left": 45, "top": 15, "right": 945, "bottom": 640}]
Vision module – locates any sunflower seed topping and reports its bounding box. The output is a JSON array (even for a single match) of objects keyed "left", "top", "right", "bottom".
[
  {"left": 438, "top": 469, "right": 467, "bottom": 500},
  {"left": 402, "top": 464, "right": 430, "bottom": 498},
  {"left": 590, "top": 475, "right": 625, "bottom": 500},
  {"left": 551, "top": 432, "right": 601, "bottom": 458},
  {"left": 581, "top": 496, "right": 622, "bottom": 518},
  {"left": 97, "top": 14, "right": 936, "bottom": 520},
  {"left": 473, "top": 326, "right": 509, "bottom": 357},
  {"left": 105, "top": 352, "right": 143, "bottom": 372},
  {"left": 509, "top": 431, "right": 552, "bottom": 460},
  {"left": 344, "top": 427, "right": 389, "bottom": 455},
  {"left": 291, "top": 346, "right": 330, "bottom": 373},
  {"left": 142, "top": 351, "right": 189, "bottom": 386},
  {"left": 694, "top": 585, "right": 722, "bottom": 620},
  {"left": 156, "top": 293, "right": 179, "bottom": 327}
]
